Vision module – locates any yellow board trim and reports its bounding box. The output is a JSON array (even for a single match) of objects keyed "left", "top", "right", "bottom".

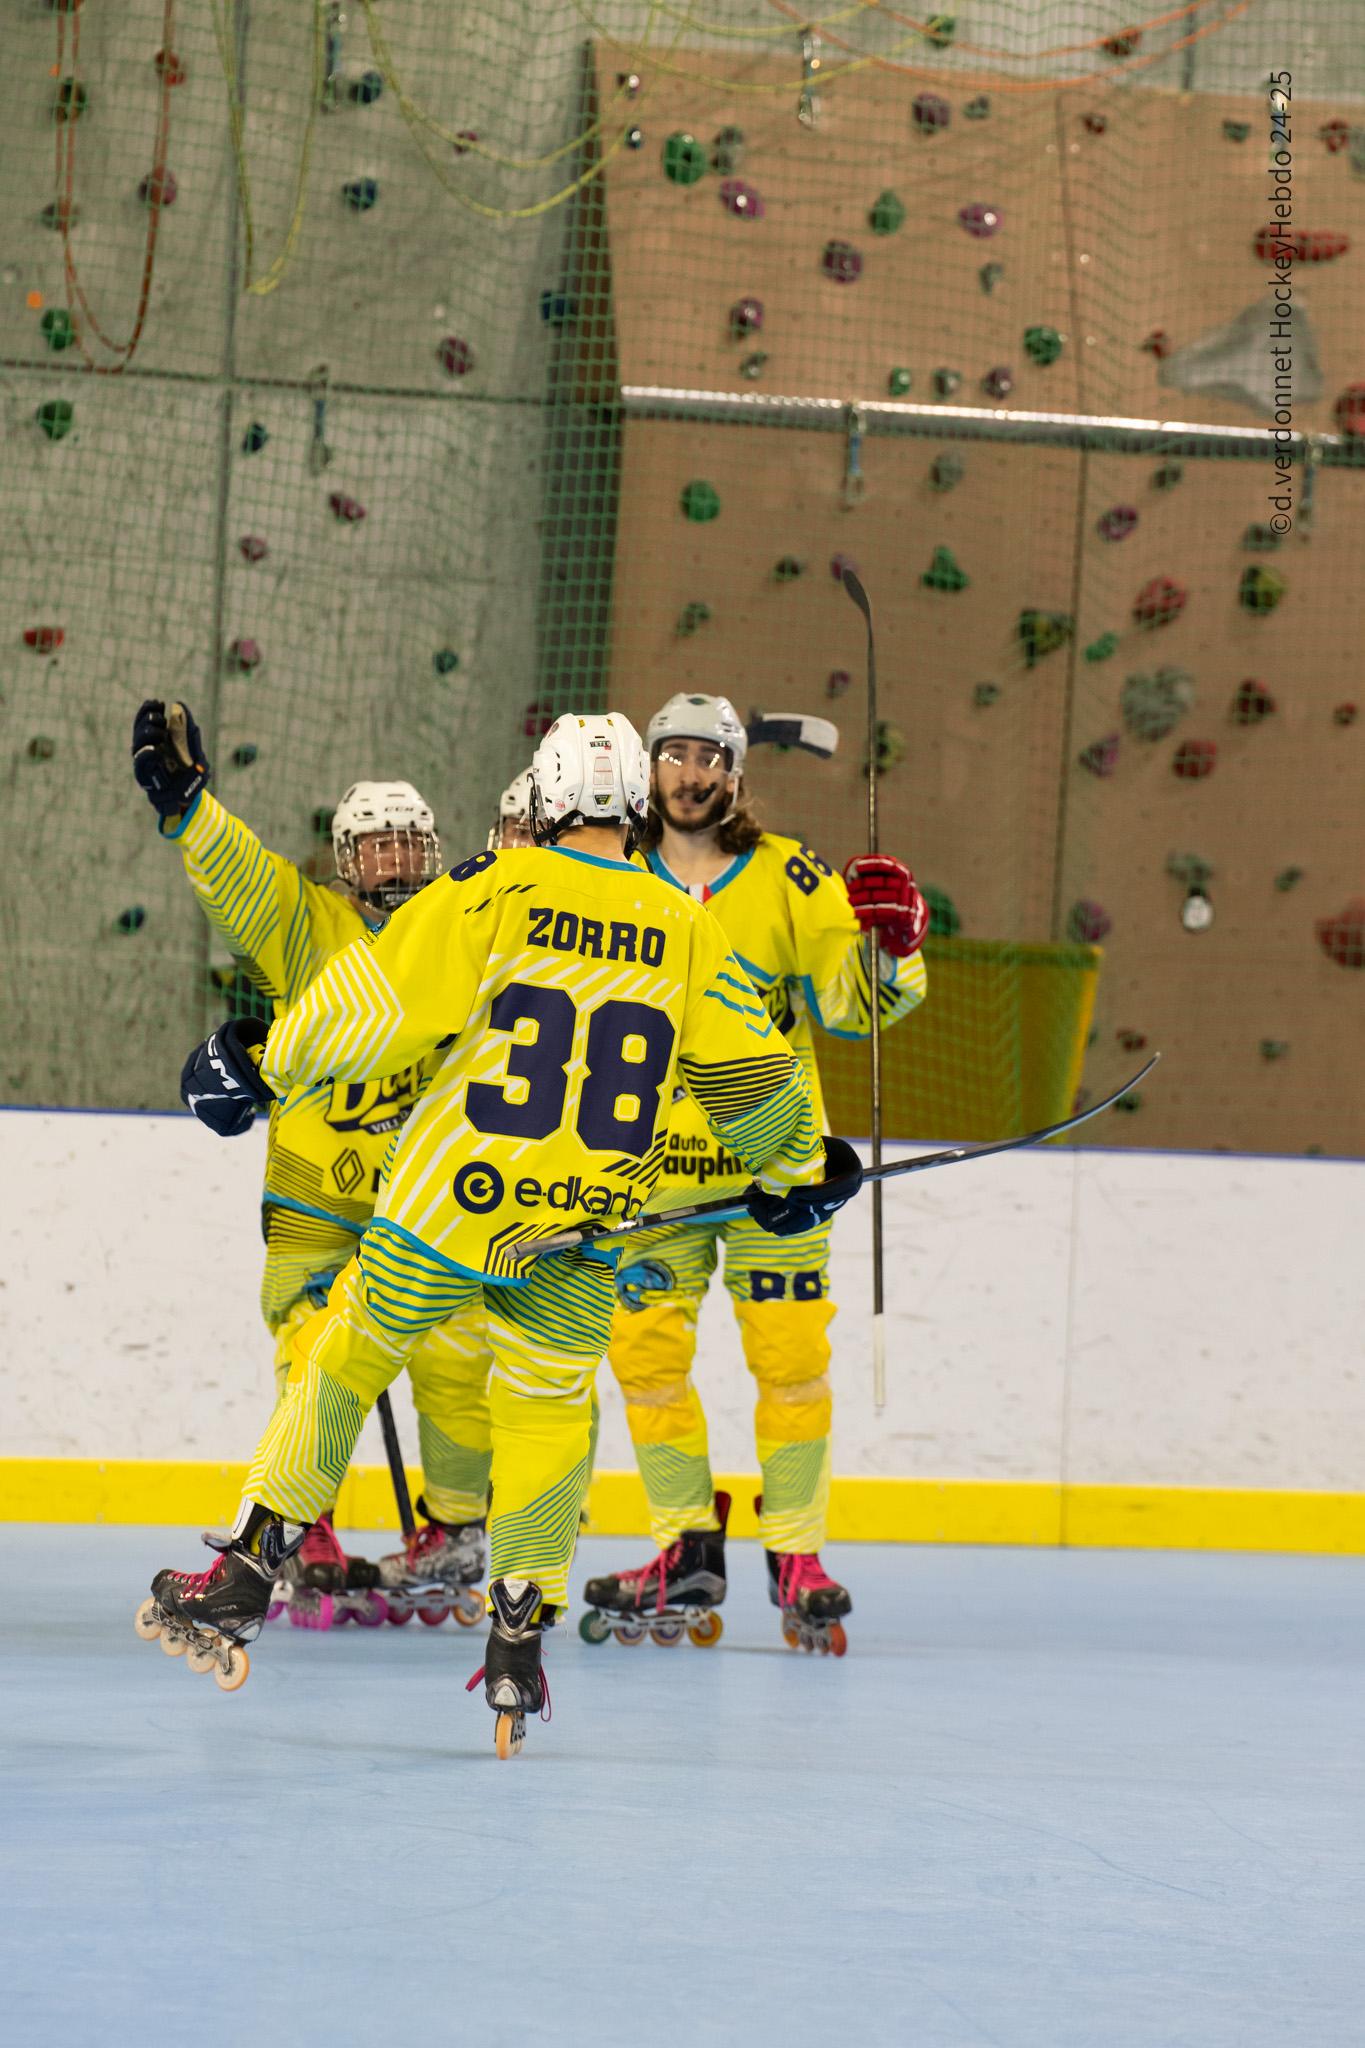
[{"left": 2, "top": 1461, "right": 1363, "bottom": 1554}]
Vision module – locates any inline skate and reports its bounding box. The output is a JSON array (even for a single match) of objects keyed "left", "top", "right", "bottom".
[{"left": 578, "top": 1492, "right": 729, "bottom": 1648}]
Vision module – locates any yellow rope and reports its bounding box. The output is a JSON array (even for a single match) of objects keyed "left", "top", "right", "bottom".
[{"left": 212, "top": 0, "right": 325, "bottom": 297}]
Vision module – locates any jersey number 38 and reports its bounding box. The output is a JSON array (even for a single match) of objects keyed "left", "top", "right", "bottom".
[{"left": 465, "top": 982, "right": 675, "bottom": 1158}]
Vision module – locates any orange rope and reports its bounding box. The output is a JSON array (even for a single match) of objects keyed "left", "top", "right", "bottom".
[{"left": 56, "top": 0, "right": 177, "bottom": 373}]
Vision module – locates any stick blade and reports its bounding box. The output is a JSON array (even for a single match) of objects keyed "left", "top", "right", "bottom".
[
  {"left": 745, "top": 712, "right": 840, "bottom": 759},
  {"left": 841, "top": 568, "right": 872, "bottom": 622}
]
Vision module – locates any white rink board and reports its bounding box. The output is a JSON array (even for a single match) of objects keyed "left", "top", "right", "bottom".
[{"left": 3, "top": 1108, "right": 1363, "bottom": 1489}]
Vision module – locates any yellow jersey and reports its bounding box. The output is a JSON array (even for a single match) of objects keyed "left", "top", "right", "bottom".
[
  {"left": 261, "top": 844, "right": 825, "bottom": 1282},
  {"left": 639, "top": 833, "right": 928, "bottom": 1202}
]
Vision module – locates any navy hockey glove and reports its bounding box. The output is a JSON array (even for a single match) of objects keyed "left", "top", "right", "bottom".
[
  {"left": 132, "top": 699, "right": 210, "bottom": 821},
  {"left": 180, "top": 1017, "right": 273, "bottom": 1137},
  {"left": 744, "top": 1137, "right": 865, "bottom": 1237}
]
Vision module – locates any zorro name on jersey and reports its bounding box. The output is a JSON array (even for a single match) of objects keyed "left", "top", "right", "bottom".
[
  {"left": 527, "top": 906, "right": 665, "bottom": 966},
  {"left": 452, "top": 1159, "right": 643, "bottom": 1219}
]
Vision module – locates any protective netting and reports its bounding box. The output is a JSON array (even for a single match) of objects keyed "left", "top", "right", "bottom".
[{"left": 3, "top": 1, "right": 1362, "bottom": 1156}]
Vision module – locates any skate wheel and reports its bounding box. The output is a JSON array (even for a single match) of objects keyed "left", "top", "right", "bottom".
[
  {"left": 332, "top": 1606, "right": 352, "bottom": 1626},
  {"left": 186, "top": 1641, "right": 218, "bottom": 1675},
  {"left": 266, "top": 1601, "right": 284, "bottom": 1623},
  {"left": 160, "top": 1629, "right": 188, "bottom": 1657},
  {"left": 494, "top": 1711, "right": 521, "bottom": 1761},
  {"left": 417, "top": 1605, "right": 448, "bottom": 1628},
  {"left": 453, "top": 1591, "right": 484, "bottom": 1628},
  {"left": 650, "top": 1620, "right": 684, "bottom": 1647},
  {"left": 782, "top": 1624, "right": 801, "bottom": 1651},
  {"left": 614, "top": 1621, "right": 646, "bottom": 1647},
  {"left": 578, "top": 1611, "right": 612, "bottom": 1645},
  {"left": 687, "top": 1611, "right": 723, "bottom": 1648},
  {"left": 386, "top": 1605, "right": 414, "bottom": 1626},
  {"left": 352, "top": 1594, "right": 388, "bottom": 1628},
  {"left": 828, "top": 1623, "right": 848, "bottom": 1658},
  {"left": 134, "top": 1598, "right": 161, "bottom": 1642},
  {"left": 214, "top": 1645, "right": 250, "bottom": 1692}
]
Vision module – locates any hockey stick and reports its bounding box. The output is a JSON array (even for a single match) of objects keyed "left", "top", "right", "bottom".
[
  {"left": 840, "top": 568, "right": 888, "bottom": 1411},
  {"left": 744, "top": 711, "right": 840, "bottom": 759},
  {"left": 376, "top": 1390, "right": 416, "bottom": 1541},
  {"left": 510, "top": 1055, "right": 1159, "bottom": 1263}
]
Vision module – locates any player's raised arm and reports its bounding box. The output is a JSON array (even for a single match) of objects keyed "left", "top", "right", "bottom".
[{"left": 781, "top": 839, "right": 929, "bottom": 1040}]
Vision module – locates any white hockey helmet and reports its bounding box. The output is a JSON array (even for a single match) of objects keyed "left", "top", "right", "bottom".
[
  {"left": 645, "top": 692, "right": 748, "bottom": 774},
  {"left": 332, "top": 779, "right": 442, "bottom": 909},
  {"left": 488, "top": 768, "right": 534, "bottom": 850},
  {"left": 529, "top": 714, "right": 650, "bottom": 846}
]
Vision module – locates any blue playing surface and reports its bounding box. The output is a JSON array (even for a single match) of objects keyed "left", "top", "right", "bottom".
[{"left": 2, "top": 1527, "right": 1362, "bottom": 2047}]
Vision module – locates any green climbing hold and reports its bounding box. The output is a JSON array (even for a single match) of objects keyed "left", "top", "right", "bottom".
[
  {"left": 1018, "top": 610, "right": 1073, "bottom": 666},
  {"left": 1241, "top": 566, "right": 1285, "bottom": 612},
  {"left": 432, "top": 647, "right": 460, "bottom": 675},
  {"left": 231, "top": 744, "right": 259, "bottom": 768},
  {"left": 1112, "top": 1093, "right": 1142, "bottom": 1114},
  {"left": 27, "top": 735, "right": 56, "bottom": 760},
  {"left": 887, "top": 367, "right": 912, "bottom": 397},
  {"left": 1152, "top": 461, "right": 1183, "bottom": 490},
  {"left": 929, "top": 451, "right": 964, "bottom": 491},
  {"left": 869, "top": 190, "right": 905, "bottom": 236},
  {"left": 932, "top": 368, "right": 962, "bottom": 398},
  {"left": 922, "top": 546, "right": 968, "bottom": 592},
  {"left": 311, "top": 807, "right": 335, "bottom": 839},
  {"left": 663, "top": 132, "right": 708, "bottom": 186},
  {"left": 1259, "top": 1039, "right": 1289, "bottom": 1061},
  {"left": 773, "top": 556, "right": 805, "bottom": 582},
  {"left": 676, "top": 601, "right": 712, "bottom": 635},
  {"left": 1223, "top": 120, "right": 1250, "bottom": 142},
  {"left": 680, "top": 481, "right": 721, "bottom": 523},
  {"left": 242, "top": 421, "right": 269, "bottom": 454},
  {"left": 965, "top": 95, "right": 991, "bottom": 120},
  {"left": 739, "top": 351, "right": 768, "bottom": 380},
  {"left": 40, "top": 308, "right": 75, "bottom": 352},
  {"left": 1166, "top": 851, "right": 1214, "bottom": 890},
  {"left": 1242, "top": 524, "right": 1282, "bottom": 551},
  {"left": 868, "top": 722, "right": 907, "bottom": 775},
  {"left": 973, "top": 682, "right": 1001, "bottom": 708},
  {"left": 1084, "top": 632, "right": 1119, "bottom": 663},
  {"left": 979, "top": 263, "right": 1004, "bottom": 294},
  {"left": 116, "top": 907, "right": 147, "bottom": 934},
  {"left": 925, "top": 13, "right": 956, "bottom": 46},
  {"left": 1273, "top": 866, "right": 1303, "bottom": 892},
  {"left": 922, "top": 886, "right": 960, "bottom": 937},
  {"left": 53, "top": 78, "right": 89, "bottom": 123},
  {"left": 1023, "top": 325, "right": 1063, "bottom": 366},
  {"left": 36, "top": 399, "right": 74, "bottom": 441}
]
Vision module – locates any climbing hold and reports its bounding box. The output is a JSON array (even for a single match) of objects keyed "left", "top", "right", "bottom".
[
  {"left": 1334, "top": 702, "right": 1358, "bottom": 727},
  {"left": 675, "top": 602, "right": 711, "bottom": 636},
  {"left": 1166, "top": 852, "right": 1214, "bottom": 891},
  {"left": 1172, "top": 739, "right": 1217, "bottom": 781},
  {"left": 311, "top": 807, "right": 335, "bottom": 840},
  {"left": 1116, "top": 1029, "right": 1147, "bottom": 1052},
  {"left": 1320, "top": 119, "right": 1350, "bottom": 153},
  {"left": 680, "top": 481, "right": 721, "bottom": 523},
  {"left": 1240, "top": 566, "right": 1285, "bottom": 613},
  {"left": 242, "top": 422, "right": 269, "bottom": 454},
  {"left": 231, "top": 745, "right": 259, "bottom": 768},
  {"left": 922, "top": 886, "right": 960, "bottom": 937},
  {"left": 973, "top": 683, "right": 1002, "bottom": 709},
  {"left": 1141, "top": 329, "right": 1171, "bottom": 359},
  {"left": 1334, "top": 384, "right": 1365, "bottom": 435},
  {"left": 328, "top": 493, "right": 366, "bottom": 524},
  {"left": 438, "top": 335, "right": 475, "bottom": 376},
  {"left": 432, "top": 648, "right": 460, "bottom": 675},
  {"left": 1084, "top": 632, "right": 1120, "bottom": 663},
  {"left": 36, "top": 400, "right": 74, "bottom": 441},
  {"left": 821, "top": 241, "right": 862, "bottom": 283},
  {"left": 924, "top": 13, "right": 956, "bottom": 46},
  {"left": 1242, "top": 524, "right": 1282, "bottom": 551},
  {"left": 626, "top": 126, "right": 644, "bottom": 150},
  {"left": 1018, "top": 611, "right": 1073, "bottom": 667},
  {"left": 1183, "top": 883, "right": 1213, "bottom": 935},
  {"left": 40, "top": 199, "right": 78, "bottom": 232},
  {"left": 1102, "top": 29, "right": 1142, "bottom": 56},
  {"left": 1081, "top": 112, "right": 1108, "bottom": 136},
  {"left": 349, "top": 70, "right": 384, "bottom": 105},
  {"left": 226, "top": 638, "right": 262, "bottom": 673},
  {"left": 140, "top": 167, "right": 178, "bottom": 208},
  {"left": 981, "top": 366, "right": 1014, "bottom": 401},
  {"left": 965, "top": 95, "right": 991, "bottom": 120},
  {"left": 1112, "top": 1094, "right": 1142, "bottom": 1114},
  {"left": 1122, "top": 668, "right": 1194, "bottom": 741},
  {"left": 1096, "top": 505, "right": 1137, "bottom": 541},
  {"left": 452, "top": 131, "right": 479, "bottom": 156},
  {"left": 830, "top": 553, "right": 861, "bottom": 584},
  {"left": 154, "top": 49, "right": 187, "bottom": 85},
  {"left": 1230, "top": 679, "right": 1275, "bottom": 725},
  {"left": 342, "top": 177, "right": 379, "bottom": 211},
  {"left": 238, "top": 536, "right": 268, "bottom": 563},
  {"left": 922, "top": 546, "right": 969, "bottom": 592},
  {"left": 929, "top": 451, "right": 964, "bottom": 491},
  {"left": 773, "top": 556, "right": 805, "bottom": 582},
  {"left": 932, "top": 368, "right": 962, "bottom": 399},
  {"left": 1132, "top": 577, "right": 1187, "bottom": 627},
  {"left": 39, "top": 308, "right": 75, "bottom": 351},
  {"left": 617, "top": 72, "right": 642, "bottom": 98},
  {"left": 711, "top": 126, "right": 745, "bottom": 174},
  {"left": 1023, "top": 325, "right": 1063, "bottom": 366},
  {"left": 1259, "top": 1040, "right": 1289, "bottom": 1061},
  {"left": 539, "top": 289, "right": 577, "bottom": 326},
  {"left": 957, "top": 203, "right": 1001, "bottom": 238},
  {"left": 868, "top": 190, "right": 905, "bottom": 236},
  {"left": 1152, "top": 462, "right": 1183, "bottom": 490},
  {"left": 868, "top": 722, "right": 907, "bottom": 775},
  {"left": 116, "top": 908, "right": 147, "bottom": 935},
  {"left": 27, "top": 736, "right": 57, "bottom": 761},
  {"left": 826, "top": 670, "right": 852, "bottom": 699},
  {"left": 22, "top": 627, "right": 64, "bottom": 654},
  {"left": 1273, "top": 867, "right": 1303, "bottom": 892},
  {"left": 912, "top": 94, "right": 951, "bottom": 135},
  {"left": 523, "top": 702, "right": 554, "bottom": 739},
  {"left": 740, "top": 352, "right": 768, "bottom": 380},
  {"left": 979, "top": 262, "right": 1004, "bottom": 294},
  {"left": 719, "top": 180, "right": 764, "bottom": 220},
  {"left": 663, "top": 133, "right": 707, "bottom": 185},
  {"left": 1254, "top": 226, "right": 1349, "bottom": 264},
  {"left": 1316, "top": 902, "right": 1365, "bottom": 968},
  {"left": 729, "top": 296, "right": 763, "bottom": 340},
  {"left": 887, "top": 367, "right": 912, "bottom": 397},
  {"left": 1222, "top": 119, "right": 1250, "bottom": 142},
  {"left": 53, "top": 79, "right": 89, "bottom": 123},
  {"left": 1067, "top": 900, "right": 1112, "bottom": 943},
  {"left": 1077, "top": 733, "right": 1119, "bottom": 777}
]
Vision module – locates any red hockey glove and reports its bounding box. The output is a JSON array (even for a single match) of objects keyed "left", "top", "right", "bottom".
[{"left": 842, "top": 854, "right": 929, "bottom": 959}]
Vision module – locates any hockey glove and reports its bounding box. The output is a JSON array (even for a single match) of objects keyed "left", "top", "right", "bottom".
[
  {"left": 180, "top": 1017, "right": 274, "bottom": 1137},
  {"left": 843, "top": 854, "right": 929, "bottom": 959},
  {"left": 132, "top": 699, "right": 211, "bottom": 822},
  {"left": 745, "top": 1137, "right": 865, "bottom": 1238}
]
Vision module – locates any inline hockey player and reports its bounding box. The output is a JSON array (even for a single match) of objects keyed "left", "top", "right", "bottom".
[
  {"left": 136, "top": 713, "right": 863, "bottom": 1753},
  {"left": 582, "top": 692, "right": 928, "bottom": 1654},
  {"left": 131, "top": 701, "right": 491, "bottom": 1625}
]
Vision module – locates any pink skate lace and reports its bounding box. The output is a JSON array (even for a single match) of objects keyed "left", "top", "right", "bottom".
[
  {"left": 168, "top": 1554, "right": 226, "bottom": 1596},
  {"left": 620, "top": 1538, "right": 687, "bottom": 1615},
  {"left": 404, "top": 1520, "right": 449, "bottom": 1567},
  {"left": 299, "top": 1515, "right": 347, "bottom": 1570},
  {"left": 776, "top": 1552, "right": 838, "bottom": 1605}
]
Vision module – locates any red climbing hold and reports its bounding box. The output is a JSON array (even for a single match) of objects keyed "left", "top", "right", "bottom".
[
  {"left": 1320, "top": 119, "right": 1351, "bottom": 154},
  {"left": 1102, "top": 29, "right": 1142, "bottom": 57},
  {"left": 1316, "top": 902, "right": 1365, "bottom": 969},
  {"left": 1133, "top": 577, "right": 1187, "bottom": 628},
  {"left": 1254, "top": 226, "right": 1349, "bottom": 264},
  {"left": 1334, "top": 702, "right": 1358, "bottom": 727},
  {"left": 227, "top": 638, "right": 262, "bottom": 673},
  {"left": 1230, "top": 679, "right": 1276, "bottom": 726},
  {"left": 438, "top": 336, "right": 475, "bottom": 376},
  {"left": 1333, "top": 384, "right": 1365, "bottom": 436},
  {"left": 1172, "top": 740, "right": 1217, "bottom": 780},
  {"left": 154, "top": 49, "right": 187, "bottom": 85},
  {"left": 522, "top": 701, "right": 554, "bottom": 740},
  {"left": 1081, "top": 112, "right": 1108, "bottom": 135},
  {"left": 452, "top": 131, "right": 479, "bottom": 156},
  {"left": 830, "top": 553, "right": 860, "bottom": 584},
  {"left": 1141, "top": 330, "right": 1170, "bottom": 360},
  {"left": 140, "top": 166, "right": 178, "bottom": 209},
  {"left": 238, "top": 536, "right": 268, "bottom": 563},
  {"left": 23, "top": 627, "right": 65, "bottom": 653},
  {"left": 1116, "top": 1029, "right": 1147, "bottom": 1052},
  {"left": 329, "top": 493, "right": 366, "bottom": 523}
]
